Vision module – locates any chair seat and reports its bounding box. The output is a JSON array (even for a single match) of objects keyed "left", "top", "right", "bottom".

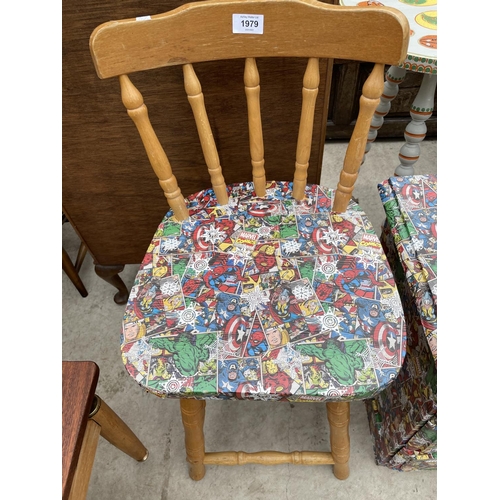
[{"left": 121, "top": 181, "right": 406, "bottom": 402}]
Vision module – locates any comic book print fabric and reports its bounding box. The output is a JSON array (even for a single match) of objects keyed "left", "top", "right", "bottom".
[
  {"left": 121, "top": 181, "right": 406, "bottom": 402},
  {"left": 377, "top": 175, "right": 437, "bottom": 363},
  {"left": 365, "top": 241, "right": 437, "bottom": 470}
]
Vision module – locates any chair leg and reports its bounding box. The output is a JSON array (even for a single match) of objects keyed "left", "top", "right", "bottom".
[
  {"left": 326, "top": 401, "right": 350, "bottom": 480},
  {"left": 63, "top": 246, "right": 89, "bottom": 297},
  {"left": 90, "top": 395, "right": 148, "bottom": 462},
  {"left": 180, "top": 399, "right": 206, "bottom": 480}
]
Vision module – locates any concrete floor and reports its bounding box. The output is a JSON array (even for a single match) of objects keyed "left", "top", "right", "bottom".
[{"left": 62, "top": 138, "right": 437, "bottom": 500}]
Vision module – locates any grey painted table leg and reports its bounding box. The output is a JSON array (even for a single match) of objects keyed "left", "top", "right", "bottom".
[
  {"left": 395, "top": 73, "right": 437, "bottom": 176},
  {"left": 366, "top": 65, "right": 407, "bottom": 157}
]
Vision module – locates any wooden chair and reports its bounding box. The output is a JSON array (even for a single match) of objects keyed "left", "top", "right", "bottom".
[
  {"left": 89, "top": 0, "right": 409, "bottom": 480},
  {"left": 62, "top": 361, "right": 148, "bottom": 499}
]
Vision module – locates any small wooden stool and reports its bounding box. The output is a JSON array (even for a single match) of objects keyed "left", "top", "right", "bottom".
[{"left": 62, "top": 361, "right": 148, "bottom": 500}]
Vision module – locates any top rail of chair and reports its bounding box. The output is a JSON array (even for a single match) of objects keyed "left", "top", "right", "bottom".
[{"left": 90, "top": 0, "right": 409, "bottom": 79}]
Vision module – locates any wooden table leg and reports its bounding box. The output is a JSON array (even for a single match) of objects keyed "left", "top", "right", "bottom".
[
  {"left": 90, "top": 395, "right": 148, "bottom": 462},
  {"left": 94, "top": 264, "right": 129, "bottom": 305},
  {"left": 74, "top": 242, "right": 88, "bottom": 274},
  {"left": 180, "top": 399, "right": 206, "bottom": 481},
  {"left": 326, "top": 401, "right": 350, "bottom": 480},
  {"left": 63, "top": 247, "right": 89, "bottom": 297},
  {"left": 395, "top": 73, "right": 437, "bottom": 176}
]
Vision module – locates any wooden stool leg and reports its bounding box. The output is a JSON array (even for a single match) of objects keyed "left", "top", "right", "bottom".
[
  {"left": 68, "top": 420, "right": 101, "bottom": 500},
  {"left": 90, "top": 395, "right": 148, "bottom": 462},
  {"left": 180, "top": 399, "right": 206, "bottom": 481},
  {"left": 326, "top": 401, "right": 350, "bottom": 480}
]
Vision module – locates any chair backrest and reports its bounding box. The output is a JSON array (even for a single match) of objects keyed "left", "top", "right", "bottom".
[{"left": 89, "top": 0, "right": 409, "bottom": 220}]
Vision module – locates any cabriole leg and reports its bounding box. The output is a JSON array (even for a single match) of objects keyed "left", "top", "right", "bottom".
[{"left": 94, "top": 264, "right": 129, "bottom": 304}]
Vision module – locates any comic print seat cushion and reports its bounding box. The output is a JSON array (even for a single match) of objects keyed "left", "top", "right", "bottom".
[{"left": 121, "top": 181, "right": 406, "bottom": 402}]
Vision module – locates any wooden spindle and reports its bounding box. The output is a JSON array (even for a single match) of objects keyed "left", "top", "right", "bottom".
[
  {"left": 333, "top": 63, "right": 385, "bottom": 213},
  {"left": 180, "top": 399, "right": 206, "bottom": 481},
  {"left": 183, "top": 64, "right": 228, "bottom": 205},
  {"left": 365, "top": 65, "right": 407, "bottom": 158},
  {"left": 293, "top": 57, "right": 320, "bottom": 201},
  {"left": 204, "top": 450, "right": 335, "bottom": 466},
  {"left": 327, "top": 401, "right": 350, "bottom": 480},
  {"left": 244, "top": 58, "right": 266, "bottom": 196},
  {"left": 119, "top": 74, "right": 189, "bottom": 221}
]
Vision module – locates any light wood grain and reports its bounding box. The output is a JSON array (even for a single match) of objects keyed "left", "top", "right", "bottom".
[
  {"left": 178, "top": 397, "right": 351, "bottom": 477},
  {"left": 183, "top": 64, "right": 229, "bottom": 205},
  {"left": 293, "top": 57, "right": 320, "bottom": 200},
  {"left": 204, "top": 451, "right": 335, "bottom": 465},
  {"left": 119, "top": 74, "right": 189, "bottom": 220},
  {"left": 327, "top": 401, "right": 350, "bottom": 480},
  {"left": 91, "top": 0, "right": 408, "bottom": 213},
  {"left": 90, "top": 0, "right": 409, "bottom": 79},
  {"left": 180, "top": 399, "right": 207, "bottom": 480},
  {"left": 333, "top": 63, "right": 385, "bottom": 212},
  {"left": 91, "top": 396, "right": 148, "bottom": 461},
  {"left": 68, "top": 420, "right": 101, "bottom": 500},
  {"left": 244, "top": 57, "right": 266, "bottom": 196}
]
